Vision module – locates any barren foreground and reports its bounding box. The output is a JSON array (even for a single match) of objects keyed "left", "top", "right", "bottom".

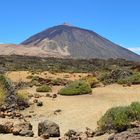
[{"left": 0, "top": 82, "right": 140, "bottom": 140}]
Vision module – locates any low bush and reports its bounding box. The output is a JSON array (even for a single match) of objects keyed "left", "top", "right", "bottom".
[
  {"left": 50, "top": 78, "right": 63, "bottom": 86},
  {"left": 97, "top": 102, "right": 140, "bottom": 133},
  {"left": 58, "top": 80, "right": 92, "bottom": 95},
  {"left": 99, "top": 69, "right": 132, "bottom": 85},
  {"left": 0, "top": 75, "right": 11, "bottom": 105},
  {"left": 27, "top": 75, "right": 40, "bottom": 81},
  {"left": 129, "top": 102, "right": 140, "bottom": 120},
  {"left": 130, "top": 72, "right": 140, "bottom": 84},
  {"left": 83, "top": 76, "right": 99, "bottom": 88},
  {"left": 28, "top": 80, "right": 41, "bottom": 87},
  {"left": 26, "top": 75, "right": 33, "bottom": 79},
  {"left": 36, "top": 85, "right": 52, "bottom": 92},
  {"left": 31, "top": 76, "right": 40, "bottom": 81},
  {"left": 50, "top": 78, "right": 69, "bottom": 86},
  {"left": 0, "top": 74, "right": 9, "bottom": 90},
  {"left": 16, "top": 90, "right": 29, "bottom": 102},
  {"left": 0, "top": 86, "right": 6, "bottom": 105},
  {"left": 117, "top": 72, "right": 140, "bottom": 85},
  {"left": 28, "top": 76, "right": 43, "bottom": 87},
  {"left": 98, "top": 73, "right": 111, "bottom": 85},
  {"left": 0, "top": 74, "right": 15, "bottom": 106},
  {"left": 117, "top": 77, "right": 131, "bottom": 85}
]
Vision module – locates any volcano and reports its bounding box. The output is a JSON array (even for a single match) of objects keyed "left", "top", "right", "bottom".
[
  {"left": 21, "top": 24, "right": 140, "bottom": 61},
  {"left": 0, "top": 24, "right": 140, "bottom": 61}
]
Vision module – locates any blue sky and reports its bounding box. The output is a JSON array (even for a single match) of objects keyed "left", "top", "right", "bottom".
[{"left": 0, "top": 0, "right": 140, "bottom": 54}]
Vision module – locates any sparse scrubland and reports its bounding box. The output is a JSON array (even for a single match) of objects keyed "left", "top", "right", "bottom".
[
  {"left": 0, "top": 55, "right": 140, "bottom": 73},
  {"left": 0, "top": 56, "right": 140, "bottom": 139}
]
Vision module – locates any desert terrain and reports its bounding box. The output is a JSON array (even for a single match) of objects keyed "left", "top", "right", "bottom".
[{"left": 0, "top": 71, "right": 140, "bottom": 140}]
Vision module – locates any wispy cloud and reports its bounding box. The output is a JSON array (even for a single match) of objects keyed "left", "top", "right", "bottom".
[{"left": 128, "top": 47, "right": 140, "bottom": 51}]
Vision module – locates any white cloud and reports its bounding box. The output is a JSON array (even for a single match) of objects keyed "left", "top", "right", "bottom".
[{"left": 128, "top": 47, "right": 140, "bottom": 51}]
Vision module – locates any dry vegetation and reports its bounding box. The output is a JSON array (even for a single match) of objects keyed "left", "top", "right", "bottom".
[{"left": 0, "top": 56, "right": 140, "bottom": 139}]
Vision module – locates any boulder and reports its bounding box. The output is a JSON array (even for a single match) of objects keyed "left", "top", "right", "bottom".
[
  {"left": 46, "top": 93, "right": 51, "bottom": 97},
  {"left": 0, "top": 112, "right": 5, "bottom": 118},
  {"left": 60, "top": 130, "right": 88, "bottom": 140},
  {"left": 52, "top": 94, "right": 57, "bottom": 99},
  {"left": 25, "top": 115, "right": 32, "bottom": 118},
  {"left": 94, "top": 130, "right": 105, "bottom": 136},
  {"left": 40, "top": 133, "right": 50, "bottom": 139},
  {"left": 37, "top": 101, "right": 43, "bottom": 107},
  {"left": 0, "top": 105, "right": 7, "bottom": 111},
  {"left": 108, "top": 127, "right": 140, "bottom": 140},
  {"left": 54, "top": 109, "right": 62, "bottom": 115},
  {"left": 17, "top": 100, "right": 29, "bottom": 110},
  {"left": 0, "top": 122, "right": 13, "bottom": 133},
  {"left": 33, "top": 99, "right": 38, "bottom": 103},
  {"left": 79, "top": 132, "right": 88, "bottom": 140},
  {"left": 28, "top": 94, "right": 34, "bottom": 98},
  {"left": 34, "top": 93, "right": 41, "bottom": 98},
  {"left": 38, "top": 120, "right": 60, "bottom": 137},
  {"left": 13, "top": 122, "right": 34, "bottom": 137},
  {"left": 85, "top": 127, "right": 94, "bottom": 137},
  {"left": 64, "top": 129, "right": 77, "bottom": 137},
  {"left": 19, "top": 130, "right": 34, "bottom": 137},
  {"left": 60, "top": 128, "right": 95, "bottom": 140},
  {"left": 29, "top": 110, "right": 34, "bottom": 113}
]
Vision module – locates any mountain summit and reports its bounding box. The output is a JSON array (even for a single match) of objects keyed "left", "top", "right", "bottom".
[{"left": 21, "top": 24, "right": 140, "bottom": 61}]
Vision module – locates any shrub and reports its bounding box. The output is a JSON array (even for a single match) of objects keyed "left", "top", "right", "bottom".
[
  {"left": 83, "top": 76, "right": 99, "bottom": 88},
  {"left": 27, "top": 75, "right": 40, "bottom": 81},
  {"left": 98, "top": 73, "right": 111, "bottom": 85},
  {"left": 50, "top": 78, "right": 69, "bottom": 86},
  {"left": 16, "top": 90, "right": 29, "bottom": 102},
  {"left": 36, "top": 85, "right": 52, "bottom": 92},
  {"left": 117, "top": 72, "right": 140, "bottom": 85},
  {"left": 117, "top": 77, "right": 131, "bottom": 85},
  {"left": 0, "top": 86, "right": 6, "bottom": 105},
  {"left": 28, "top": 76, "right": 42, "bottom": 87},
  {"left": 97, "top": 106, "right": 130, "bottom": 132},
  {"left": 50, "top": 78, "right": 62, "bottom": 86},
  {"left": 99, "top": 69, "right": 132, "bottom": 85},
  {"left": 29, "top": 80, "right": 41, "bottom": 87},
  {"left": 97, "top": 102, "right": 140, "bottom": 133},
  {"left": 130, "top": 72, "right": 140, "bottom": 84},
  {"left": 58, "top": 80, "right": 92, "bottom": 95},
  {"left": 129, "top": 102, "right": 140, "bottom": 120},
  {"left": 0, "top": 74, "right": 15, "bottom": 106},
  {"left": 26, "top": 75, "right": 33, "bottom": 79},
  {"left": 0, "top": 75, "right": 9, "bottom": 90},
  {"left": 31, "top": 76, "right": 40, "bottom": 81}
]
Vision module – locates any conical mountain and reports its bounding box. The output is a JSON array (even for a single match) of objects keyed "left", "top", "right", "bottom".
[{"left": 21, "top": 24, "right": 140, "bottom": 61}]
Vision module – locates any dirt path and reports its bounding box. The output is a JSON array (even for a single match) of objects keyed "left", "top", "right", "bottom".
[{"left": 0, "top": 84, "right": 140, "bottom": 140}]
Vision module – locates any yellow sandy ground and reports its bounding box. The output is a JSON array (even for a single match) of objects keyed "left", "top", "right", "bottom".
[
  {"left": 6, "top": 71, "right": 89, "bottom": 82},
  {"left": 0, "top": 84, "right": 140, "bottom": 140},
  {"left": 0, "top": 71, "right": 140, "bottom": 140}
]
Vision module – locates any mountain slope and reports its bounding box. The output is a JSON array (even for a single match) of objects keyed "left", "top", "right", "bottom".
[
  {"left": 0, "top": 44, "right": 62, "bottom": 57},
  {"left": 21, "top": 24, "right": 140, "bottom": 61}
]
